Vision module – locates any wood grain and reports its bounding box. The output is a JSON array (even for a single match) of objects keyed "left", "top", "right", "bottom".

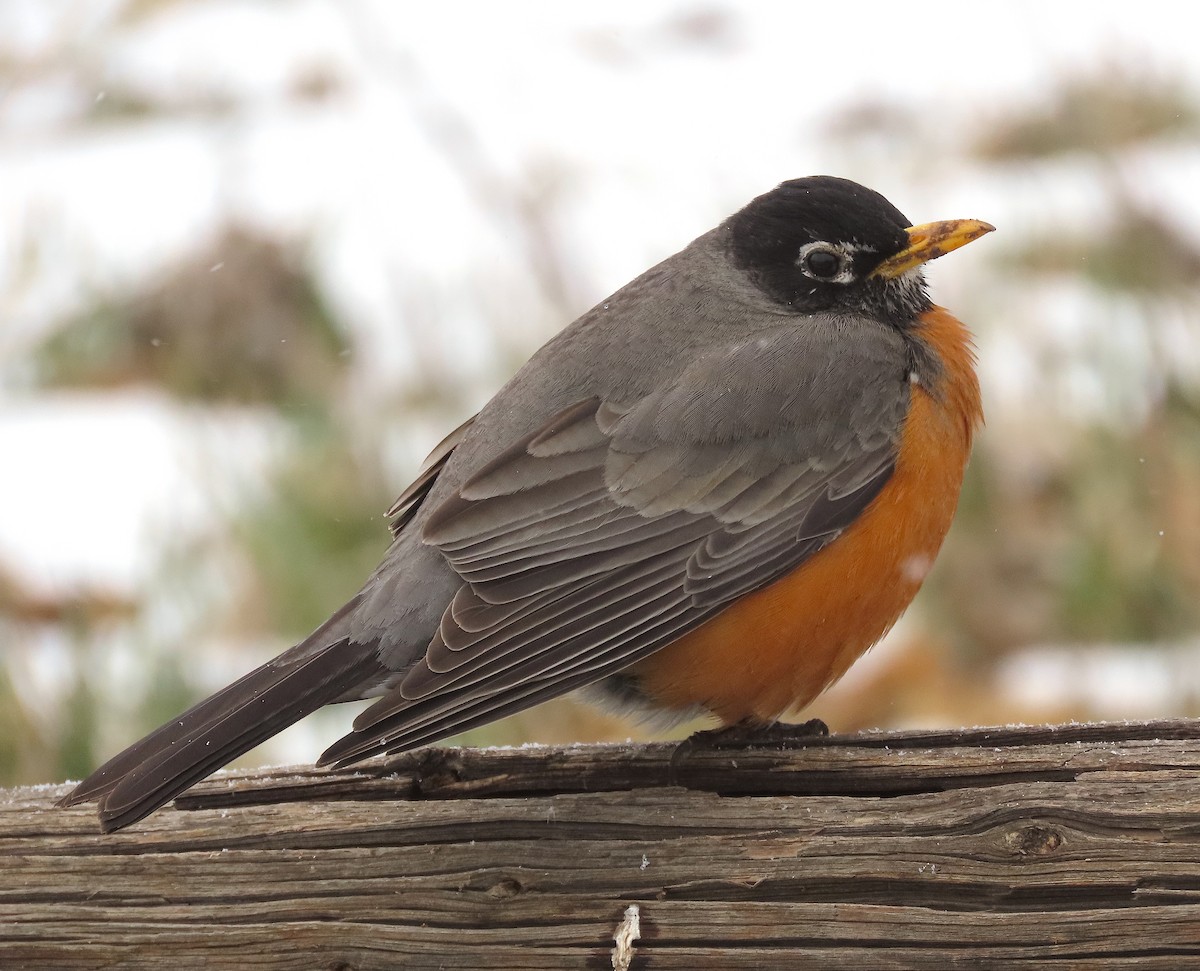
[{"left": 4, "top": 719, "right": 1200, "bottom": 969}]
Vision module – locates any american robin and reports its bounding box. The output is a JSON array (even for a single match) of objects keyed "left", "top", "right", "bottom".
[{"left": 61, "top": 176, "right": 992, "bottom": 832}]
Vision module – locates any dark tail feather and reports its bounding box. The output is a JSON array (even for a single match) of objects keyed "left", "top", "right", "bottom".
[{"left": 59, "top": 601, "right": 387, "bottom": 833}]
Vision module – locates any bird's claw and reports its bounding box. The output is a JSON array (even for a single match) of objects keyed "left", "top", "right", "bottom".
[{"left": 667, "top": 716, "right": 830, "bottom": 785}]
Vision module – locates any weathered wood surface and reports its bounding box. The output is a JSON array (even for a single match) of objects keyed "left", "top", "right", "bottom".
[{"left": 5, "top": 719, "right": 1200, "bottom": 969}]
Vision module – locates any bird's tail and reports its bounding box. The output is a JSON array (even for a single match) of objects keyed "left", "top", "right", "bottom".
[{"left": 58, "top": 597, "right": 386, "bottom": 833}]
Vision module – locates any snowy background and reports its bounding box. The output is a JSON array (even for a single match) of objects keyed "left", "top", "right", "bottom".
[{"left": 2, "top": 0, "right": 1199, "bottom": 785}]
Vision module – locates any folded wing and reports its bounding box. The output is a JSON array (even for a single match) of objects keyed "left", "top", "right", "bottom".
[{"left": 321, "top": 324, "right": 907, "bottom": 764}]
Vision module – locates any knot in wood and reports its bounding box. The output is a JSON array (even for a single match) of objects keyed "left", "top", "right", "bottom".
[
  {"left": 1006, "top": 823, "right": 1064, "bottom": 857},
  {"left": 487, "top": 877, "right": 524, "bottom": 899}
]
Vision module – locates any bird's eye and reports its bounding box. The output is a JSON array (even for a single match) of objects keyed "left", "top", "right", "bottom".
[{"left": 800, "top": 246, "right": 844, "bottom": 280}]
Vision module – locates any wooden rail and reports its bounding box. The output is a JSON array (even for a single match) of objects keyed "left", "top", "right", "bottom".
[{"left": 5, "top": 719, "right": 1200, "bottom": 969}]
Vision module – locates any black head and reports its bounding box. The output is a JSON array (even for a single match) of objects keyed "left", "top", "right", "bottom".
[{"left": 726, "top": 176, "right": 931, "bottom": 325}]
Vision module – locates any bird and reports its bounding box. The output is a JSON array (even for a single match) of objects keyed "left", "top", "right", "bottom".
[{"left": 60, "top": 176, "right": 992, "bottom": 832}]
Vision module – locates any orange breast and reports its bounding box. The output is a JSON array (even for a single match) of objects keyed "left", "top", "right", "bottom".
[{"left": 629, "top": 307, "right": 983, "bottom": 724}]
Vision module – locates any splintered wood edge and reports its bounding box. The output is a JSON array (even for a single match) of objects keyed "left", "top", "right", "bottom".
[{"left": 144, "top": 715, "right": 1200, "bottom": 811}]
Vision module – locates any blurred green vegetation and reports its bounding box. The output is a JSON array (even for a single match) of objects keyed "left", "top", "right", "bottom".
[
  {"left": 230, "top": 428, "right": 394, "bottom": 638},
  {"left": 973, "top": 71, "right": 1200, "bottom": 158},
  {"left": 33, "top": 228, "right": 350, "bottom": 409},
  {"left": 916, "top": 67, "right": 1200, "bottom": 683},
  {"left": 2, "top": 53, "right": 1199, "bottom": 785},
  {"left": 1006, "top": 207, "right": 1200, "bottom": 296}
]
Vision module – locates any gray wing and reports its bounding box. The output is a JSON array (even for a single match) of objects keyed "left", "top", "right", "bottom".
[
  {"left": 319, "top": 322, "right": 908, "bottom": 765},
  {"left": 386, "top": 414, "right": 477, "bottom": 536}
]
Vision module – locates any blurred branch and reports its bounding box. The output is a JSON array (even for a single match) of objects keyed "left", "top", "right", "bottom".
[{"left": 0, "top": 562, "right": 136, "bottom": 629}]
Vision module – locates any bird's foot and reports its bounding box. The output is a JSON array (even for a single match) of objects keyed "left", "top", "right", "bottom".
[
  {"left": 667, "top": 716, "right": 830, "bottom": 785},
  {"left": 685, "top": 716, "right": 830, "bottom": 750}
]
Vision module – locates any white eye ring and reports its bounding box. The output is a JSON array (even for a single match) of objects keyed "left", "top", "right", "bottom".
[{"left": 796, "top": 241, "right": 856, "bottom": 284}]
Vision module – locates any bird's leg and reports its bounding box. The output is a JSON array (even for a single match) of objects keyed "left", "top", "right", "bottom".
[{"left": 667, "top": 717, "right": 830, "bottom": 785}]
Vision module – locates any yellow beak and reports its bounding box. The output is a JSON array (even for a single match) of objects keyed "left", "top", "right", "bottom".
[{"left": 870, "top": 218, "right": 995, "bottom": 280}]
